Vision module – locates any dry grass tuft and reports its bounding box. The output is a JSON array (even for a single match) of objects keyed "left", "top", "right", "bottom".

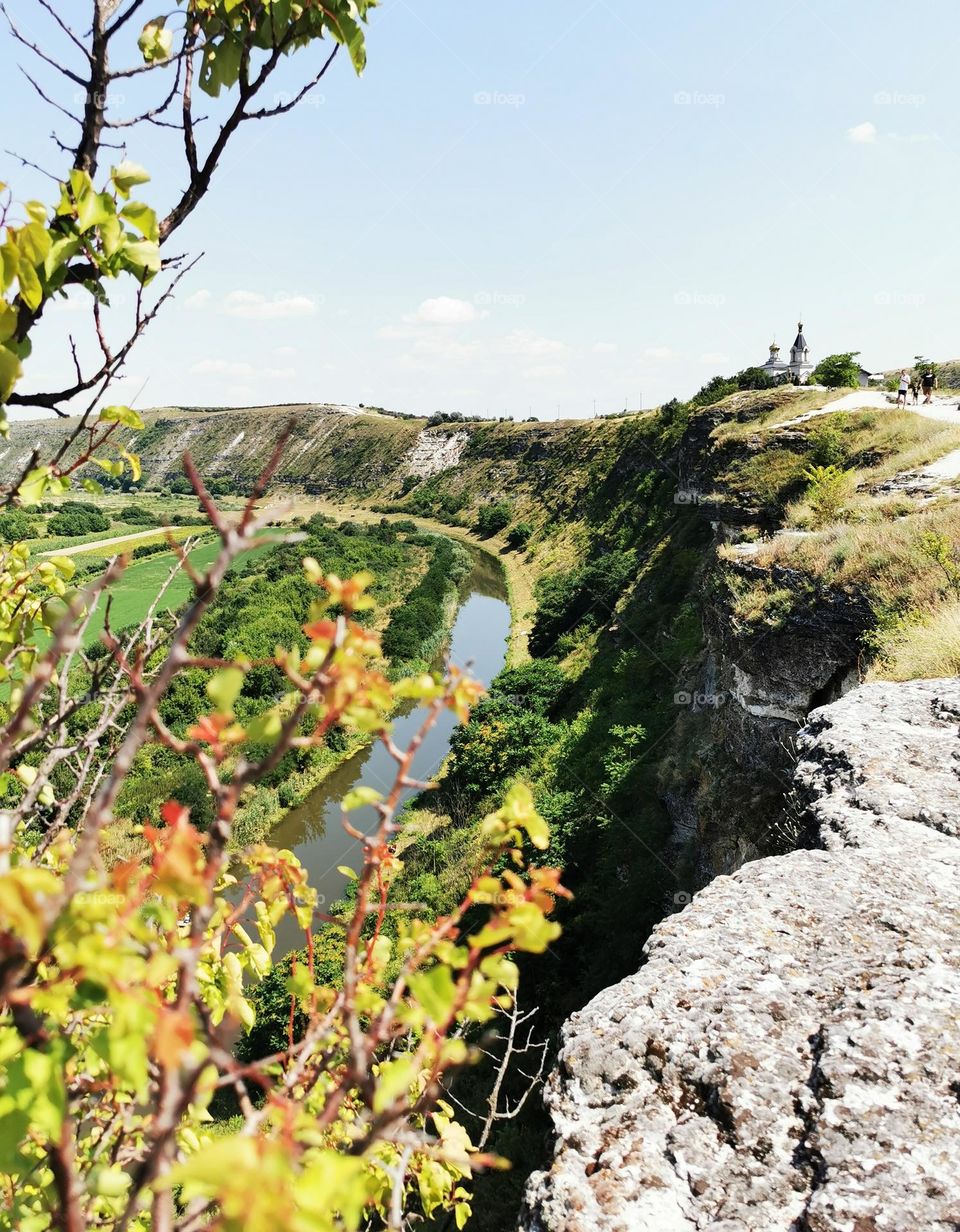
[{"left": 868, "top": 599, "right": 960, "bottom": 681}]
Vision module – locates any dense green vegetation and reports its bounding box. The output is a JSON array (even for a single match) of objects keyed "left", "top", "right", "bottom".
[
  {"left": 47, "top": 500, "right": 111, "bottom": 536},
  {"left": 811, "top": 351, "right": 862, "bottom": 388},
  {"left": 380, "top": 535, "right": 470, "bottom": 663},
  {"left": 111, "top": 515, "right": 440, "bottom": 843},
  {"left": 0, "top": 507, "right": 38, "bottom": 542}
]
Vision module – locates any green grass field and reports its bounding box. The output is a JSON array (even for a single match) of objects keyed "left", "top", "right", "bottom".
[{"left": 80, "top": 537, "right": 277, "bottom": 645}]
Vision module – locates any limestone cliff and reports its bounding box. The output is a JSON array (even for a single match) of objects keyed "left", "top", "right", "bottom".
[{"left": 521, "top": 678, "right": 960, "bottom": 1232}]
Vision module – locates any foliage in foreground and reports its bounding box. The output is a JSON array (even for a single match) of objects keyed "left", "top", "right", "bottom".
[{"left": 0, "top": 481, "right": 567, "bottom": 1230}]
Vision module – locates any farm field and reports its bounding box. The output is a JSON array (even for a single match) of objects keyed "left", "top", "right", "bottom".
[{"left": 78, "top": 536, "right": 277, "bottom": 645}]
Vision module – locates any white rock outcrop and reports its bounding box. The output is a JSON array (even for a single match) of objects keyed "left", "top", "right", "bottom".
[{"left": 521, "top": 679, "right": 960, "bottom": 1232}]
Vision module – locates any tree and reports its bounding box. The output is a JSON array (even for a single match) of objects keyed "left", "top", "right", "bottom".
[
  {"left": 811, "top": 352, "right": 862, "bottom": 389},
  {"left": 506, "top": 522, "right": 533, "bottom": 551},
  {"left": 0, "top": 506, "right": 37, "bottom": 542},
  {"left": 0, "top": 5, "right": 567, "bottom": 1228},
  {"left": 474, "top": 502, "right": 513, "bottom": 538}
]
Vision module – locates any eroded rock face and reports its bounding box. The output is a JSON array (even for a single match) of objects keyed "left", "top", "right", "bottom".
[{"left": 521, "top": 679, "right": 960, "bottom": 1232}]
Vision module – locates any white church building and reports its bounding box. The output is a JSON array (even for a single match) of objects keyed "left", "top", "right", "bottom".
[{"left": 760, "top": 321, "right": 814, "bottom": 383}]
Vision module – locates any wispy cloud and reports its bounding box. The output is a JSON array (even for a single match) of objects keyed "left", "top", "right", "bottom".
[
  {"left": 409, "top": 296, "right": 486, "bottom": 325},
  {"left": 846, "top": 121, "right": 878, "bottom": 144},
  {"left": 223, "top": 290, "right": 318, "bottom": 320}
]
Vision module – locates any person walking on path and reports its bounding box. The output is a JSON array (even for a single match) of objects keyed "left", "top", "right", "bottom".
[
  {"left": 922, "top": 369, "right": 937, "bottom": 404},
  {"left": 910, "top": 374, "right": 921, "bottom": 405},
  {"left": 897, "top": 369, "right": 910, "bottom": 407}
]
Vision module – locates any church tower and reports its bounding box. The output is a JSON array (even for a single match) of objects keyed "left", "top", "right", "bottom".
[
  {"left": 787, "top": 321, "right": 813, "bottom": 381},
  {"left": 790, "top": 322, "right": 808, "bottom": 368}
]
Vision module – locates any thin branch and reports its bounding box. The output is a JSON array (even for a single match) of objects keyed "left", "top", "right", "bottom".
[{"left": 1, "top": 3, "right": 88, "bottom": 85}]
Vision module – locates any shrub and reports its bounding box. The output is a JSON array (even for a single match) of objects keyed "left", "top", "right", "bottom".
[
  {"left": 475, "top": 501, "right": 513, "bottom": 537},
  {"left": 800, "top": 464, "right": 857, "bottom": 528},
  {"left": 120, "top": 503, "right": 163, "bottom": 525},
  {"left": 0, "top": 508, "right": 38, "bottom": 543},
  {"left": 506, "top": 521, "right": 533, "bottom": 550},
  {"left": 131, "top": 540, "right": 169, "bottom": 559},
  {"left": 808, "top": 424, "right": 847, "bottom": 468},
  {"left": 811, "top": 352, "right": 862, "bottom": 388},
  {"left": 47, "top": 502, "right": 111, "bottom": 536}
]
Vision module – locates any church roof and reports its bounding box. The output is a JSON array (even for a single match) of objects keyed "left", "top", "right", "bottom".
[{"left": 792, "top": 321, "right": 808, "bottom": 351}]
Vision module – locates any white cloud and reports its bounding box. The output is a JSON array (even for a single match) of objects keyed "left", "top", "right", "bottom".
[
  {"left": 846, "top": 121, "right": 877, "bottom": 144},
  {"left": 700, "top": 351, "right": 729, "bottom": 365},
  {"left": 223, "top": 290, "right": 318, "bottom": 320},
  {"left": 499, "top": 330, "right": 566, "bottom": 358},
  {"left": 409, "top": 296, "right": 484, "bottom": 326},
  {"left": 190, "top": 358, "right": 256, "bottom": 378},
  {"left": 264, "top": 366, "right": 296, "bottom": 380},
  {"left": 183, "top": 288, "right": 212, "bottom": 309},
  {"left": 273, "top": 345, "right": 298, "bottom": 356},
  {"left": 592, "top": 341, "right": 618, "bottom": 354},
  {"left": 644, "top": 346, "right": 679, "bottom": 362}
]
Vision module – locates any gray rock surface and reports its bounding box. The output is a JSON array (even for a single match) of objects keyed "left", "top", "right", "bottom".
[{"left": 521, "top": 679, "right": 960, "bottom": 1232}]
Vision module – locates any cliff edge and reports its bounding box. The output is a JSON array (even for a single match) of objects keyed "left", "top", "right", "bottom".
[{"left": 521, "top": 678, "right": 960, "bottom": 1232}]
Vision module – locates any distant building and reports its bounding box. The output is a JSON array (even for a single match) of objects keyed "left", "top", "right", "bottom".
[{"left": 760, "top": 321, "right": 815, "bottom": 383}]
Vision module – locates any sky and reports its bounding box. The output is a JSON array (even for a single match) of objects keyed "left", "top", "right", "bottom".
[{"left": 3, "top": 0, "right": 960, "bottom": 421}]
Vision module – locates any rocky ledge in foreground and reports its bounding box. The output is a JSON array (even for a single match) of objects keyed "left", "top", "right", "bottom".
[{"left": 521, "top": 679, "right": 960, "bottom": 1232}]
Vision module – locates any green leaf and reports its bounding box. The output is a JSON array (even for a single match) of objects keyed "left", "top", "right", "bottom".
[
  {"left": 336, "top": 865, "right": 358, "bottom": 881},
  {"left": 246, "top": 707, "right": 282, "bottom": 744},
  {"left": 341, "top": 786, "right": 382, "bottom": 811},
  {"left": 98, "top": 404, "right": 144, "bottom": 430},
  {"left": 0, "top": 303, "right": 16, "bottom": 345},
  {"left": 18, "top": 222, "right": 51, "bottom": 265},
  {"left": 407, "top": 965, "right": 457, "bottom": 1024},
  {"left": 111, "top": 160, "right": 151, "bottom": 198},
  {"left": 199, "top": 36, "right": 243, "bottom": 97},
  {"left": 76, "top": 191, "right": 113, "bottom": 234},
  {"left": 43, "top": 235, "right": 81, "bottom": 280},
  {"left": 138, "top": 18, "right": 173, "bottom": 63},
  {"left": 206, "top": 667, "right": 244, "bottom": 715},
  {"left": 372, "top": 1054, "right": 414, "bottom": 1113},
  {"left": 16, "top": 260, "right": 41, "bottom": 311},
  {"left": 16, "top": 465, "right": 52, "bottom": 505},
  {"left": 324, "top": 3, "right": 367, "bottom": 74},
  {"left": 120, "top": 201, "right": 159, "bottom": 243},
  {"left": 120, "top": 446, "right": 141, "bottom": 482},
  {"left": 122, "top": 239, "right": 161, "bottom": 279},
  {"left": 81, "top": 477, "right": 104, "bottom": 495},
  {"left": 0, "top": 344, "right": 22, "bottom": 404}
]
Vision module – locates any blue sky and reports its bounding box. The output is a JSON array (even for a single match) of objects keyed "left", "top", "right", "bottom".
[{"left": 3, "top": 0, "right": 959, "bottom": 420}]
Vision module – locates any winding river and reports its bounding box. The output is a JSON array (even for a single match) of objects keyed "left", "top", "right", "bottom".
[{"left": 267, "top": 547, "right": 511, "bottom": 956}]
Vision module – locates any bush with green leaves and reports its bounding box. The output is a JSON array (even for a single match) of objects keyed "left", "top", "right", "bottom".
[
  {"left": 119, "top": 503, "right": 163, "bottom": 525},
  {"left": 811, "top": 352, "right": 862, "bottom": 388},
  {"left": 0, "top": 507, "right": 38, "bottom": 542},
  {"left": 475, "top": 501, "right": 513, "bottom": 538},
  {"left": 506, "top": 521, "right": 533, "bottom": 551},
  {"left": 380, "top": 537, "right": 470, "bottom": 663},
  {"left": 47, "top": 501, "right": 111, "bottom": 537},
  {"left": 800, "top": 464, "right": 856, "bottom": 527}
]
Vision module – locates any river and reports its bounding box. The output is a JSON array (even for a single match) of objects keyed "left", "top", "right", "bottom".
[{"left": 264, "top": 546, "right": 511, "bottom": 956}]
